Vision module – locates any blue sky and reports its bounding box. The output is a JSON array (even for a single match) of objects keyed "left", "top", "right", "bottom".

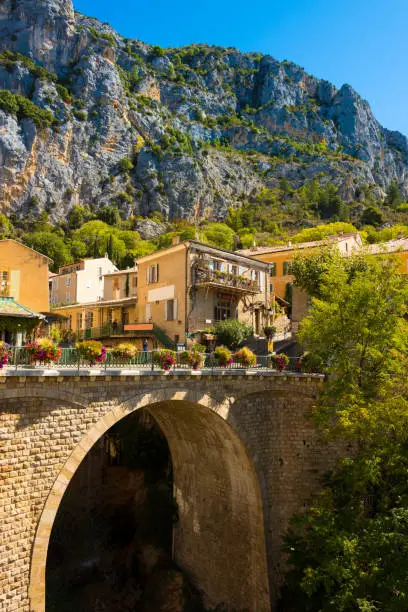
[{"left": 74, "top": 0, "right": 408, "bottom": 136}]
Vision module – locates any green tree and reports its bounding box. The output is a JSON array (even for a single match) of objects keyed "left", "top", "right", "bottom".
[
  {"left": 202, "top": 223, "right": 236, "bottom": 250},
  {"left": 361, "top": 205, "right": 384, "bottom": 227},
  {"left": 280, "top": 251, "right": 408, "bottom": 612},
  {"left": 25, "top": 231, "right": 72, "bottom": 271},
  {"left": 0, "top": 214, "right": 13, "bottom": 238},
  {"left": 385, "top": 179, "right": 401, "bottom": 209},
  {"left": 214, "top": 319, "right": 252, "bottom": 348}
]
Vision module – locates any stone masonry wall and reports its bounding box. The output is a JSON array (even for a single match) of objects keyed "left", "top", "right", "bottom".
[{"left": 0, "top": 370, "right": 329, "bottom": 611}]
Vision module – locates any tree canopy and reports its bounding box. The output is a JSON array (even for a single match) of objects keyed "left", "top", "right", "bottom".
[{"left": 280, "top": 250, "right": 408, "bottom": 611}]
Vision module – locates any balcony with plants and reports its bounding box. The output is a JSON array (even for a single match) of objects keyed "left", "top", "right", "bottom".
[{"left": 192, "top": 259, "right": 261, "bottom": 294}]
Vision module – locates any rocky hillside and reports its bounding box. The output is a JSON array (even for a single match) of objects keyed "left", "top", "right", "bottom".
[{"left": 0, "top": 0, "right": 407, "bottom": 223}]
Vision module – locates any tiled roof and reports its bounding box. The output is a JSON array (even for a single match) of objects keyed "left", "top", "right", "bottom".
[
  {"left": 236, "top": 233, "right": 360, "bottom": 256},
  {"left": 366, "top": 238, "right": 408, "bottom": 254},
  {"left": 0, "top": 297, "right": 44, "bottom": 319}
]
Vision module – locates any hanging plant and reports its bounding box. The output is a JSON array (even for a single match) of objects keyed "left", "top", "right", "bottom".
[
  {"left": 110, "top": 343, "right": 138, "bottom": 360},
  {"left": 76, "top": 340, "right": 107, "bottom": 366},
  {"left": 234, "top": 347, "right": 256, "bottom": 368},
  {"left": 179, "top": 350, "right": 205, "bottom": 370},
  {"left": 271, "top": 353, "right": 290, "bottom": 372},
  {"left": 153, "top": 349, "right": 176, "bottom": 371},
  {"left": 0, "top": 341, "right": 11, "bottom": 368},
  {"left": 25, "top": 338, "right": 62, "bottom": 365},
  {"left": 214, "top": 345, "right": 233, "bottom": 367}
]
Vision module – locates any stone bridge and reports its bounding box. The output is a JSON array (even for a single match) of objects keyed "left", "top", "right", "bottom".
[{"left": 0, "top": 369, "right": 333, "bottom": 612}]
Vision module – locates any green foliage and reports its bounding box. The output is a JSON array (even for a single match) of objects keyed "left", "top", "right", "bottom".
[
  {"left": 385, "top": 179, "right": 401, "bottom": 209},
  {"left": 215, "top": 319, "right": 252, "bottom": 348},
  {"left": 281, "top": 252, "right": 408, "bottom": 611},
  {"left": 213, "top": 345, "right": 233, "bottom": 366},
  {"left": 291, "top": 222, "right": 358, "bottom": 244},
  {"left": 0, "top": 214, "right": 14, "bottom": 239},
  {"left": 361, "top": 205, "right": 384, "bottom": 227},
  {"left": 151, "top": 45, "right": 165, "bottom": 57},
  {"left": 24, "top": 231, "right": 72, "bottom": 271},
  {"left": 118, "top": 156, "right": 134, "bottom": 173},
  {"left": 56, "top": 84, "right": 72, "bottom": 104},
  {"left": 202, "top": 223, "right": 235, "bottom": 250},
  {"left": 0, "top": 90, "right": 54, "bottom": 127},
  {"left": 0, "top": 50, "right": 57, "bottom": 81}
]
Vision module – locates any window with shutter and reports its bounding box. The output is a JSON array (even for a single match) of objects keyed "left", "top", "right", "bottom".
[{"left": 270, "top": 262, "right": 277, "bottom": 277}]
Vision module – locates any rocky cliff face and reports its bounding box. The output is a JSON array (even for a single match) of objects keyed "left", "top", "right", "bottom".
[{"left": 0, "top": 0, "right": 407, "bottom": 222}]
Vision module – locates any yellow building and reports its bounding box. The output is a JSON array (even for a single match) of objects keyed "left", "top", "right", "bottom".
[
  {"left": 136, "top": 239, "right": 272, "bottom": 346},
  {"left": 237, "top": 233, "right": 363, "bottom": 299},
  {"left": 0, "top": 239, "right": 51, "bottom": 312},
  {"left": 0, "top": 240, "right": 51, "bottom": 344}
]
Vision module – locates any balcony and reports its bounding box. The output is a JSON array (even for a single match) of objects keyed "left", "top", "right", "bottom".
[{"left": 192, "top": 267, "right": 261, "bottom": 294}]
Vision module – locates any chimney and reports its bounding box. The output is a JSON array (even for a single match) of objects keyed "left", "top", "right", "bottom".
[{"left": 172, "top": 235, "right": 180, "bottom": 246}]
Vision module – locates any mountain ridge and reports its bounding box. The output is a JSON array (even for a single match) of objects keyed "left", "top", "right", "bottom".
[{"left": 0, "top": 0, "right": 407, "bottom": 224}]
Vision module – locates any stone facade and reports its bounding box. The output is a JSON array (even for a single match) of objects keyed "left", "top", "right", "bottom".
[{"left": 0, "top": 369, "right": 337, "bottom": 611}]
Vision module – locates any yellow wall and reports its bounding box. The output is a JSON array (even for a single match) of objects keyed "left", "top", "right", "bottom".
[
  {"left": 252, "top": 250, "right": 298, "bottom": 299},
  {"left": 0, "top": 240, "right": 50, "bottom": 312},
  {"left": 136, "top": 245, "right": 187, "bottom": 344},
  {"left": 104, "top": 270, "right": 137, "bottom": 301}
]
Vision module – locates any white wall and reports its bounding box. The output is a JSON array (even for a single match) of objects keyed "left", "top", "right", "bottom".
[{"left": 76, "top": 258, "right": 117, "bottom": 304}]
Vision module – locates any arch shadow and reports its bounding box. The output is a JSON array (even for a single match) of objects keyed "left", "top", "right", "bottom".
[{"left": 28, "top": 389, "right": 271, "bottom": 611}]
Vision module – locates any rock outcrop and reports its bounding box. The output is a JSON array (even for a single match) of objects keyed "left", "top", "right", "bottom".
[{"left": 0, "top": 0, "right": 407, "bottom": 222}]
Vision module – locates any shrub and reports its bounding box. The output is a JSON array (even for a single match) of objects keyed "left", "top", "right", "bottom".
[
  {"left": 300, "top": 351, "right": 323, "bottom": 373},
  {"left": 0, "top": 90, "right": 54, "bottom": 127},
  {"left": 151, "top": 45, "right": 165, "bottom": 57},
  {"left": 25, "top": 338, "right": 62, "bottom": 364},
  {"left": 214, "top": 345, "right": 233, "bottom": 367},
  {"left": 119, "top": 156, "right": 134, "bottom": 173},
  {"left": 111, "top": 343, "right": 137, "bottom": 359},
  {"left": 215, "top": 319, "right": 252, "bottom": 348},
  {"left": 234, "top": 347, "right": 256, "bottom": 368},
  {"left": 76, "top": 340, "right": 107, "bottom": 365},
  {"left": 0, "top": 341, "right": 11, "bottom": 368},
  {"left": 153, "top": 349, "right": 176, "bottom": 371},
  {"left": 56, "top": 84, "right": 72, "bottom": 103},
  {"left": 271, "top": 353, "right": 290, "bottom": 372}
]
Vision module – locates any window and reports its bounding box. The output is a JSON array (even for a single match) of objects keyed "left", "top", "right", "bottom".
[
  {"left": 283, "top": 261, "right": 292, "bottom": 275},
  {"left": 214, "top": 301, "right": 232, "bottom": 321},
  {"left": 231, "top": 265, "right": 238, "bottom": 276},
  {"left": 165, "top": 299, "right": 177, "bottom": 321},
  {"left": 0, "top": 271, "right": 9, "bottom": 296},
  {"left": 147, "top": 264, "right": 159, "bottom": 284},
  {"left": 65, "top": 292, "right": 70, "bottom": 302},
  {"left": 53, "top": 278, "right": 58, "bottom": 290},
  {"left": 113, "top": 278, "right": 119, "bottom": 290},
  {"left": 213, "top": 259, "right": 223, "bottom": 272},
  {"left": 270, "top": 262, "right": 277, "bottom": 277},
  {"left": 76, "top": 313, "right": 82, "bottom": 330},
  {"left": 132, "top": 275, "right": 137, "bottom": 288},
  {"left": 65, "top": 276, "right": 71, "bottom": 287}
]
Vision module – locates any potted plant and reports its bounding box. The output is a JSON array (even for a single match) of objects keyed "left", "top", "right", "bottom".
[
  {"left": 153, "top": 349, "right": 176, "bottom": 371},
  {"left": 25, "top": 338, "right": 62, "bottom": 365},
  {"left": 111, "top": 343, "right": 138, "bottom": 360},
  {"left": 214, "top": 345, "right": 233, "bottom": 367},
  {"left": 300, "top": 352, "right": 323, "bottom": 373},
  {"left": 76, "top": 340, "right": 107, "bottom": 366},
  {"left": 271, "top": 353, "right": 290, "bottom": 372},
  {"left": 263, "top": 325, "right": 277, "bottom": 340},
  {"left": 180, "top": 346, "right": 205, "bottom": 370},
  {"left": 0, "top": 341, "right": 11, "bottom": 368},
  {"left": 234, "top": 346, "right": 256, "bottom": 368}
]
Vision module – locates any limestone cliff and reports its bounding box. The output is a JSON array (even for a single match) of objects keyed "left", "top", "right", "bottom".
[{"left": 0, "top": 0, "right": 407, "bottom": 222}]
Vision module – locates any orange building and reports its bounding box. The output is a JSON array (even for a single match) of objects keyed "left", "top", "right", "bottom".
[
  {"left": 367, "top": 238, "right": 408, "bottom": 272},
  {"left": 237, "top": 233, "right": 363, "bottom": 299}
]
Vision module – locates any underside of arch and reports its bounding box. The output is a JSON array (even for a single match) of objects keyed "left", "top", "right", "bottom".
[{"left": 29, "top": 397, "right": 270, "bottom": 611}]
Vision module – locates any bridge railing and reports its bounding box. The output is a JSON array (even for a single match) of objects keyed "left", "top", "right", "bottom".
[{"left": 5, "top": 347, "right": 321, "bottom": 374}]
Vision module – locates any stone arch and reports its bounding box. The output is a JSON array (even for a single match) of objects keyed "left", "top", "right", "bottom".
[{"left": 29, "top": 389, "right": 270, "bottom": 611}]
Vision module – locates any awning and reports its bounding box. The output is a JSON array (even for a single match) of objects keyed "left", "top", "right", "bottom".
[{"left": 0, "top": 297, "right": 45, "bottom": 319}]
